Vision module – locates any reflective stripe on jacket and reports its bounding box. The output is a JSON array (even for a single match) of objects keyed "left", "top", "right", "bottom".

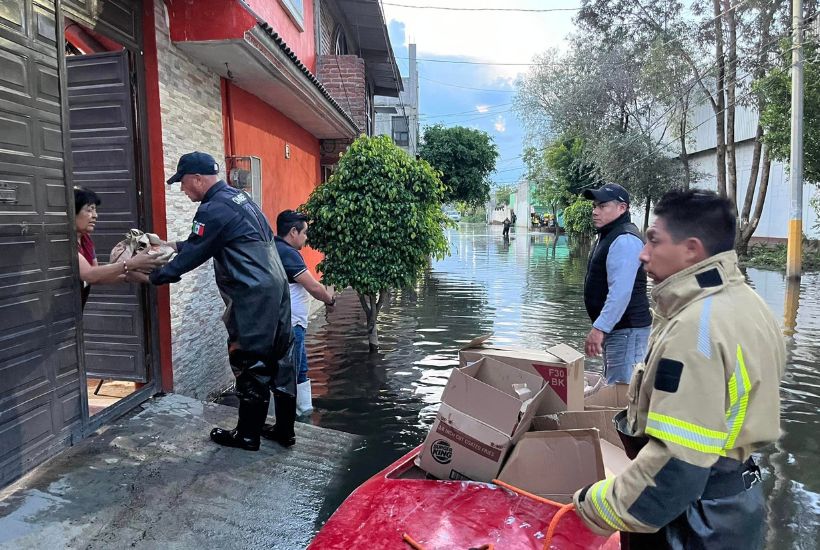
[{"left": 574, "top": 251, "right": 786, "bottom": 535}]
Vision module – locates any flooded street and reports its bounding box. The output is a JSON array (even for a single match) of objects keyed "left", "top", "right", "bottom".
[{"left": 306, "top": 224, "right": 820, "bottom": 548}]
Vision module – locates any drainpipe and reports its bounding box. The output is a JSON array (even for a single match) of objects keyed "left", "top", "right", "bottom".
[{"left": 221, "top": 78, "right": 237, "bottom": 157}]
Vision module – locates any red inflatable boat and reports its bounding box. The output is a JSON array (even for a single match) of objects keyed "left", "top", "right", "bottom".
[{"left": 309, "top": 446, "right": 620, "bottom": 549}]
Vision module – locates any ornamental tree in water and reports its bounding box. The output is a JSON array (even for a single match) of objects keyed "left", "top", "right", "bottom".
[{"left": 302, "top": 135, "right": 450, "bottom": 351}]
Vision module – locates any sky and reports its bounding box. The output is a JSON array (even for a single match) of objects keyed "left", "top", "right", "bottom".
[{"left": 382, "top": 0, "right": 581, "bottom": 189}]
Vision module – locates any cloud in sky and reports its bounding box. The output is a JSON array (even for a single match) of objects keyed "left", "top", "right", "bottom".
[{"left": 384, "top": 1, "right": 579, "bottom": 187}]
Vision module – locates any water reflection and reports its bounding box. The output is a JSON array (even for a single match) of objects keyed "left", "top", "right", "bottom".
[{"left": 308, "top": 224, "right": 819, "bottom": 547}]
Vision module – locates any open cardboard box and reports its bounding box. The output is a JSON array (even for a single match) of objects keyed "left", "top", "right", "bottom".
[
  {"left": 584, "top": 372, "right": 630, "bottom": 409},
  {"left": 418, "top": 356, "right": 548, "bottom": 482},
  {"left": 533, "top": 410, "right": 624, "bottom": 450},
  {"left": 498, "top": 425, "right": 631, "bottom": 503},
  {"left": 460, "top": 335, "right": 585, "bottom": 414},
  {"left": 497, "top": 429, "right": 606, "bottom": 503}
]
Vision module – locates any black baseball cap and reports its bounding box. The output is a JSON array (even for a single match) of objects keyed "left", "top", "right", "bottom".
[
  {"left": 166, "top": 151, "right": 219, "bottom": 184},
  {"left": 583, "top": 183, "right": 630, "bottom": 204}
]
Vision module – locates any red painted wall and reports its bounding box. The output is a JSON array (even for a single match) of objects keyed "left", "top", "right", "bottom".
[
  {"left": 244, "top": 0, "right": 317, "bottom": 73},
  {"left": 165, "top": 0, "right": 256, "bottom": 42},
  {"left": 165, "top": 0, "right": 316, "bottom": 73},
  {"left": 143, "top": 0, "right": 174, "bottom": 392},
  {"left": 224, "top": 82, "right": 323, "bottom": 274}
]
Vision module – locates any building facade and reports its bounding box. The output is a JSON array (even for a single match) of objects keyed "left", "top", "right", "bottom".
[
  {"left": 0, "top": 0, "right": 400, "bottom": 488},
  {"left": 681, "top": 101, "right": 819, "bottom": 241},
  {"left": 374, "top": 44, "right": 419, "bottom": 156}
]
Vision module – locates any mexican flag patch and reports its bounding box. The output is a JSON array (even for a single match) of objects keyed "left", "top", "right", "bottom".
[{"left": 192, "top": 221, "right": 205, "bottom": 236}]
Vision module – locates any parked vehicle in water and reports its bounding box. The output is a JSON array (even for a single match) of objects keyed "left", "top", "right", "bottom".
[{"left": 442, "top": 206, "right": 461, "bottom": 222}]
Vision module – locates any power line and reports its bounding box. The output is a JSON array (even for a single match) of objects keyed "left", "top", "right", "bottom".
[
  {"left": 418, "top": 75, "right": 516, "bottom": 93},
  {"left": 393, "top": 0, "right": 758, "bottom": 70},
  {"left": 383, "top": 2, "right": 579, "bottom": 13},
  {"left": 396, "top": 56, "right": 539, "bottom": 66},
  {"left": 419, "top": 102, "right": 511, "bottom": 118}
]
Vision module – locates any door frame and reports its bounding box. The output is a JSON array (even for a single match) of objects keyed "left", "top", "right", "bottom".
[{"left": 56, "top": 0, "right": 163, "bottom": 433}]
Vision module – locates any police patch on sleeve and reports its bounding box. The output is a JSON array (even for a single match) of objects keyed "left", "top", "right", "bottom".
[{"left": 192, "top": 220, "right": 205, "bottom": 236}]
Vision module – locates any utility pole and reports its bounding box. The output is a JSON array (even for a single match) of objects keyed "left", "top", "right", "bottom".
[{"left": 787, "top": 0, "right": 804, "bottom": 279}]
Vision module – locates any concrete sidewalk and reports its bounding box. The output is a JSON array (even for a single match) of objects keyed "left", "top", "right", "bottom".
[{"left": 0, "top": 394, "right": 361, "bottom": 550}]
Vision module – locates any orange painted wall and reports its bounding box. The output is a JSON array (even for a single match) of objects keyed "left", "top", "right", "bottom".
[
  {"left": 244, "top": 0, "right": 317, "bottom": 73},
  {"left": 224, "top": 82, "right": 323, "bottom": 274}
]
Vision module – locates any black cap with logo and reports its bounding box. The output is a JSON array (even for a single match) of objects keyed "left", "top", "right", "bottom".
[
  {"left": 582, "top": 183, "right": 630, "bottom": 205},
  {"left": 166, "top": 151, "right": 220, "bottom": 184}
]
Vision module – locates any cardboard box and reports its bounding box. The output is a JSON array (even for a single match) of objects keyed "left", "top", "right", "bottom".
[
  {"left": 584, "top": 372, "right": 630, "bottom": 409},
  {"left": 497, "top": 427, "right": 632, "bottom": 503},
  {"left": 460, "top": 335, "right": 585, "bottom": 414},
  {"left": 497, "top": 429, "right": 605, "bottom": 503},
  {"left": 533, "top": 409, "right": 624, "bottom": 450},
  {"left": 418, "top": 357, "right": 547, "bottom": 482}
]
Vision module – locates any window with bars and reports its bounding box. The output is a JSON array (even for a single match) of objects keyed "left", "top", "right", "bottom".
[{"left": 392, "top": 116, "right": 409, "bottom": 146}]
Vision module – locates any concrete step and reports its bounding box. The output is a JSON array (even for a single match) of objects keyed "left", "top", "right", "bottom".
[{"left": 0, "top": 394, "right": 361, "bottom": 550}]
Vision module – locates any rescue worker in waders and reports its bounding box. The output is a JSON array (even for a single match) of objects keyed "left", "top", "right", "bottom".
[
  {"left": 131, "top": 152, "right": 296, "bottom": 451},
  {"left": 573, "top": 189, "right": 786, "bottom": 549}
]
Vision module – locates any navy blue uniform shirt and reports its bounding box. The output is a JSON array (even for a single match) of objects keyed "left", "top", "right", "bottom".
[
  {"left": 150, "top": 181, "right": 272, "bottom": 285},
  {"left": 274, "top": 236, "right": 307, "bottom": 284}
]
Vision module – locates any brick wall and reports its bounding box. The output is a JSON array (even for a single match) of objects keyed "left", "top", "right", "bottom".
[
  {"left": 155, "top": 1, "right": 232, "bottom": 399},
  {"left": 317, "top": 55, "right": 366, "bottom": 131}
]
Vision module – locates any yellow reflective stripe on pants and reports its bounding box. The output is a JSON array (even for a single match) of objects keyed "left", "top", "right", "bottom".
[
  {"left": 724, "top": 345, "right": 751, "bottom": 449},
  {"left": 646, "top": 412, "right": 728, "bottom": 455},
  {"left": 589, "top": 479, "right": 627, "bottom": 531}
]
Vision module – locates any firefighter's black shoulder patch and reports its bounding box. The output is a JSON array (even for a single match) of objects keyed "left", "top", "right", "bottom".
[
  {"left": 655, "top": 358, "right": 684, "bottom": 393},
  {"left": 695, "top": 268, "right": 722, "bottom": 288}
]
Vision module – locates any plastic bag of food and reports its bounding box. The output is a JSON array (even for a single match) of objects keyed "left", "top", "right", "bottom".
[{"left": 110, "top": 229, "right": 175, "bottom": 272}]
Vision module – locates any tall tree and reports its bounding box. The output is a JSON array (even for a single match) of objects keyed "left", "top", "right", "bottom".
[
  {"left": 418, "top": 125, "right": 499, "bottom": 207},
  {"left": 574, "top": 0, "right": 793, "bottom": 251},
  {"left": 302, "top": 136, "right": 450, "bottom": 351}
]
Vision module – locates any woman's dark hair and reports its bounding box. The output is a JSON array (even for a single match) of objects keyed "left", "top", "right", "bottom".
[
  {"left": 653, "top": 189, "right": 736, "bottom": 255},
  {"left": 276, "top": 209, "right": 308, "bottom": 237},
  {"left": 74, "top": 186, "right": 101, "bottom": 215}
]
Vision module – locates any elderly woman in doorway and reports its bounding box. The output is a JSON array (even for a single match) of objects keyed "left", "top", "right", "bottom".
[{"left": 74, "top": 186, "right": 164, "bottom": 309}]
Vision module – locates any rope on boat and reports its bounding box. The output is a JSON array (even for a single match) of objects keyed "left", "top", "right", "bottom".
[
  {"left": 492, "top": 479, "right": 576, "bottom": 550},
  {"left": 402, "top": 533, "right": 495, "bottom": 550},
  {"left": 492, "top": 479, "right": 564, "bottom": 508},
  {"left": 543, "top": 504, "right": 576, "bottom": 550},
  {"left": 402, "top": 533, "right": 425, "bottom": 549}
]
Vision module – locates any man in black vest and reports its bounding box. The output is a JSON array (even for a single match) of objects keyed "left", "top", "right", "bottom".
[{"left": 582, "top": 183, "right": 651, "bottom": 383}]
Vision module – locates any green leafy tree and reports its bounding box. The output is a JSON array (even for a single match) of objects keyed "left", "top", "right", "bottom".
[
  {"left": 562, "top": 197, "right": 596, "bottom": 238},
  {"left": 523, "top": 146, "right": 570, "bottom": 230},
  {"left": 544, "top": 136, "right": 599, "bottom": 197},
  {"left": 757, "top": 40, "right": 820, "bottom": 185},
  {"left": 419, "top": 125, "right": 499, "bottom": 206},
  {"left": 302, "top": 135, "right": 450, "bottom": 351}
]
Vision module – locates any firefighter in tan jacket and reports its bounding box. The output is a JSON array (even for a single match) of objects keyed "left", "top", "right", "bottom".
[{"left": 573, "top": 190, "right": 786, "bottom": 549}]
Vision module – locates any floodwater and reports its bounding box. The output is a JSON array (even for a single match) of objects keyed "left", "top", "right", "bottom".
[{"left": 306, "top": 223, "right": 820, "bottom": 548}]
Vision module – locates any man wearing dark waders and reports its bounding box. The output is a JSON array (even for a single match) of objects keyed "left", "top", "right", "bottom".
[
  {"left": 138, "top": 152, "right": 296, "bottom": 451},
  {"left": 573, "top": 190, "right": 786, "bottom": 549}
]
